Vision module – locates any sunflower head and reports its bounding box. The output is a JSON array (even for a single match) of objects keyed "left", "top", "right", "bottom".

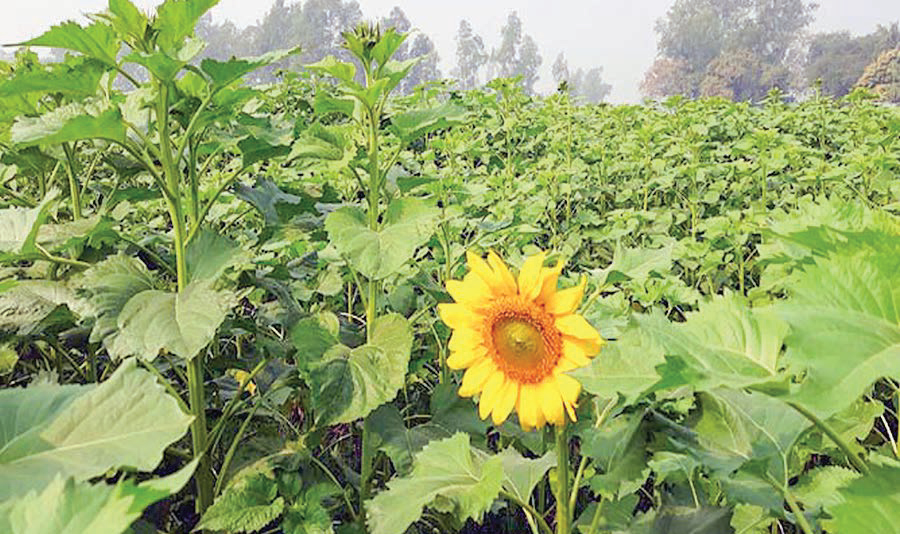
[{"left": 438, "top": 250, "right": 605, "bottom": 431}]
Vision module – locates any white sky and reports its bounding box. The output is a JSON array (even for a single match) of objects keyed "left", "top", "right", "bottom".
[{"left": 2, "top": 0, "right": 899, "bottom": 102}]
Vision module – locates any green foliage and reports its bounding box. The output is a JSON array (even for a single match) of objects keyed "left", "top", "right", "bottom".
[
  {"left": 366, "top": 433, "right": 505, "bottom": 534},
  {"left": 829, "top": 463, "right": 900, "bottom": 533},
  {"left": 197, "top": 473, "right": 285, "bottom": 533}
]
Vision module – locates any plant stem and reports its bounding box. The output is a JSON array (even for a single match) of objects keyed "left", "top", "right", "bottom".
[
  {"left": 767, "top": 475, "right": 814, "bottom": 534},
  {"left": 788, "top": 401, "right": 869, "bottom": 474},
  {"left": 585, "top": 497, "right": 604, "bottom": 534},
  {"left": 62, "top": 142, "right": 82, "bottom": 219},
  {"left": 501, "top": 490, "right": 554, "bottom": 534},
  {"left": 555, "top": 425, "right": 571, "bottom": 534},
  {"left": 157, "top": 81, "right": 213, "bottom": 515}
]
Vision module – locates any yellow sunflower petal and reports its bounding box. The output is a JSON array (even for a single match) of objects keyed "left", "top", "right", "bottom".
[
  {"left": 446, "top": 344, "right": 487, "bottom": 369},
  {"left": 555, "top": 314, "right": 602, "bottom": 343},
  {"left": 466, "top": 251, "right": 503, "bottom": 292},
  {"left": 448, "top": 327, "right": 483, "bottom": 353},
  {"left": 547, "top": 276, "right": 587, "bottom": 316},
  {"left": 492, "top": 380, "right": 519, "bottom": 425},
  {"left": 478, "top": 372, "right": 506, "bottom": 420},
  {"left": 446, "top": 272, "right": 492, "bottom": 308},
  {"left": 556, "top": 374, "right": 582, "bottom": 422},
  {"left": 517, "top": 251, "right": 547, "bottom": 300},
  {"left": 538, "top": 379, "right": 566, "bottom": 426},
  {"left": 438, "top": 303, "right": 476, "bottom": 330},
  {"left": 487, "top": 251, "right": 518, "bottom": 295},
  {"left": 536, "top": 259, "right": 565, "bottom": 305},
  {"left": 517, "top": 384, "right": 545, "bottom": 431},
  {"left": 562, "top": 338, "right": 593, "bottom": 367},
  {"left": 458, "top": 358, "right": 496, "bottom": 397}
]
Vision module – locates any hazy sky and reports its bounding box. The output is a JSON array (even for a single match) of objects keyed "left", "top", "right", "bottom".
[{"left": 3, "top": 0, "right": 899, "bottom": 102}]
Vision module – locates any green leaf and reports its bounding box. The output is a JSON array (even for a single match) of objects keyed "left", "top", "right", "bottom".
[
  {"left": 0, "top": 59, "right": 107, "bottom": 97},
  {"left": 201, "top": 47, "right": 301, "bottom": 88},
  {"left": 290, "top": 312, "right": 340, "bottom": 370},
  {"left": 575, "top": 494, "right": 641, "bottom": 533},
  {"left": 154, "top": 0, "right": 220, "bottom": 54},
  {"left": 686, "top": 389, "right": 809, "bottom": 484},
  {"left": 106, "top": 0, "right": 148, "bottom": 40},
  {"left": 288, "top": 123, "right": 346, "bottom": 162},
  {"left": 313, "top": 92, "right": 355, "bottom": 117},
  {"left": 233, "top": 177, "right": 314, "bottom": 226},
  {"left": 77, "top": 254, "right": 158, "bottom": 346},
  {"left": 12, "top": 105, "right": 126, "bottom": 146},
  {"left": 283, "top": 483, "right": 337, "bottom": 534},
  {"left": 197, "top": 473, "right": 284, "bottom": 533},
  {"left": 309, "top": 314, "right": 412, "bottom": 425},
  {"left": 366, "top": 433, "right": 504, "bottom": 534},
  {"left": 390, "top": 102, "right": 467, "bottom": 143},
  {"left": 639, "top": 294, "right": 787, "bottom": 392},
  {"left": 306, "top": 56, "right": 357, "bottom": 85},
  {"left": 186, "top": 229, "right": 245, "bottom": 283},
  {"left": 778, "top": 249, "right": 900, "bottom": 418},
  {"left": 598, "top": 241, "right": 673, "bottom": 286},
  {"left": 0, "top": 191, "right": 56, "bottom": 260},
  {"left": 584, "top": 410, "right": 649, "bottom": 499},
  {"left": 325, "top": 198, "right": 439, "bottom": 280},
  {"left": 651, "top": 506, "right": 734, "bottom": 534},
  {"left": 495, "top": 448, "right": 556, "bottom": 502},
  {"left": 570, "top": 328, "right": 664, "bottom": 404},
  {"left": 794, "top": 466, "right": 860, "bottom": 513},
  {"left": 122, "top": 51, "right": 183, "bottom": 82},
  {"left": 16, "top": 21, "right": 118, "bottom": 67},
  {"left": 365, "top": 404, "right": 452, "bottom": 475},
  {"left": 237, "top": 134, "right": 292, "bottom": 168},
  {"left": 829, "top": 463, "right": 900, "bottom": 534},
  {"left": 0, "top": 461, "right": 196, "bottom": 534},
  {"left": 108, "top": 283, "right": 233, "bottom": 361},
  {"left": 0, "top": 280, "right": 81, "bottom": 337},
  {"left": 0, "top": 358, "right": 193, "bottom": 500}
]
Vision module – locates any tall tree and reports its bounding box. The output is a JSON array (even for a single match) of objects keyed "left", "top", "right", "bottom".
[
  {"left": 805, "top": 23, "right": 900, "bottom": 97},
  {"left": 575, "top": 67, "right": 612, "bottom": 103},
  {"left": 552, "top": 52, "right": 570, "bottom": 86},
  {"left": 295, "top": 0, "right": 363, "bottom": 64},
  {"left": 490, "top": 11, "right": 542, "bottom": 94},
  {"left": 452, "top": 20, "right": 487, "bottom": 89}
]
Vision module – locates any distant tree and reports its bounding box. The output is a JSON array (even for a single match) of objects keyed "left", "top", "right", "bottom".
[
  {"left": 575, "top": 67, "right": 612, "bottom": 103},
  {"left": 649, "top": 0, "right": 816, "bottom": 99},
  {"left": 641, "top": 57, "right": 697, "bottom": 98},
  {"left": 699, "top": 48, "right": 789, "bottom": 100},
  {"left": 490, "top": 11, "right": 542, "bottom": 94},
  {"left": 452, "top": 20, "right": 487, "bottom": 89},
  {"left": 295, "top": 0, "right": 363, "bottom": 64},
  {"left": 805, "top": 23, "right": 900, "bottom": 97},
  {"left": 856, "top": 46, "right": 900, "bottom": 103},
  {"left": 552, "top": 52, "right": 569, "bottom": 86},
  {"left": 380, "top": 7, "right": 441, "bottom": 93}
]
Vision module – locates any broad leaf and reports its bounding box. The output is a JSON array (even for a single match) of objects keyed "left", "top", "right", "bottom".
[
  {"left": 495, "top": 448, "right": 557, "bottom": 502},
  {"left": 325, "top": 197, "right": 439, "bottom": 280},
  {"left": 12, "top": 105, "right": 126, "bottom": 146},
  {"left": 366, "top": 433, "right": 504, "bottom": 534},
  {"left": 778, "top": 249, "right": 900, "bottom": 418},
  {"left": 16, "top": 21, "right": 118, "bottom": 66},
  {"left": 77, "top": 254, "right": 158, "bottom": 345},
  {"left": 0, "top": 59, "right": 107, "bottom": 97},
  {"left": 365, "top": 404, "right": 452, "bottom": 475},
  {"left": 829, "top": 463, "right": 900, "bottom": 534},
  {"left": 584, "top": 410, "right": 650, "bottom": 498},
  {"left": 390, "top": 102, "right": 467, "bottom": 143},
  {"left": 154, "top": 0, "right": 220, "bottom": 54},
  {"left": 570, "top": 328, "right": 664, "bottom": 404},
  {"left": 597, "top": 241, "right": 673, "bottom": 286},
  {"left": 306, "top": 56, "right": 357, "bottom": 85},
  {"left": 0, "top": 191, "right": 56, "bottom": 260},
  {"left": 0, "top": 461, "right": 196, "bottom": 534},
  {"left": 197, "top": 473, "right": 284, "bottom": 533},
  {"left": 201, "top": 47, "right": 300, "bottom": 88},
  {"left": 108, "top": 282, "right": 233, "bottom": 361},
  {"left": 639, "top": 294, "right": 787, "bottom": 392},
  {"left": 186, "top": 229, "right": 245, "bottom": 283},
  {"left": 0, "top": 359, "right": 193, "bottom": 499},
  {"left": 309, "top": 314, "right": 412, "bottom": 425}
]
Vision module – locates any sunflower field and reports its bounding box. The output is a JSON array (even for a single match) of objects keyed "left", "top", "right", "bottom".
[{"left": 1, "top": 1, "right": 900, "bottom": 533}]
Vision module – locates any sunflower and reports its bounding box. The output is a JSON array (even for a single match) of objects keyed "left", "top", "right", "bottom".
[{"left": 438, "top": 250, "right": 604, "bottom": 430}]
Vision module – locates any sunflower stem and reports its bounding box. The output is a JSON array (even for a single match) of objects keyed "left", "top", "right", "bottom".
[{"left": 555, "top": 424, "right": 571, "bottom": 534}]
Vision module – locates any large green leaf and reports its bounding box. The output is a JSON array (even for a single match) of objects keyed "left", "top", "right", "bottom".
[
  {"left": 597, "top": 241, "right": 674, "bottom": 286},
  {"left": 0, "top": 461, "right": 196, "bottom": 534},
  {"left": 0, "top": 280, "right": 82, "bottom": 337},
  {"left": 639, "top": 294, "right": 787, "bottom": 392},
  {"left": 366, "top": 433, "right": 504, "bottom": 534},
  {"left": 16, "top": 21, "right": 118, "bottom": 66},
  {"left": 0, "top": 59, "right": 107, "bottom": 97},
  {"left": 76, "top": 254, "right": 158, "bottom": 345},
  {"left": 365, "top": 404, "right": 452, "bottom": 475},
  {"left": 306, "top": 56, "right": 358, "bottom": 85},
  {"left": 0, "top": 191, "right": 56, "bottom": 261},
  {"left": 570, "top": 328, "right": 664, "bottom": 404},
  {"left": 390, "top": 102, "right": 467, "bottom": 143},
  {"left": 685, "top": 389, "right": 809, "bottom": 485},
  {"left": 185, "top": 229, "right": 245, "bottom": 283},
  {"left": 154, "top": 0, "right": 220, "bottom": 54},
  {"left": 778, "top": 249, "right": 900, "bottom": 418},
  {"left": 107, "top": 282, "right": 233, "bottom": 361},
  {"left": 584, "top": 410, "right": 650, "bottom": 499},
  {"left": 495, "top": 448, "right": 557, "bottom": 502},
  {"left": 325, "top": 197, "right": 439, "bottom": 280},
  {"left": 197, "top": 473, "right": 284, "bottom": 533},
  {"left": 309, "top": 314, "right": 412, "bottom": 425},
  {"left": 201, "top": 47, "right": 301, "bottom": 88},
  {"left": 11, "top": 104, "right": 126, "bottom": 146},
  {"left": 827, "top": 463, "right": 900, "bottom": 534},
  {"left": 0, "top": 358, "right": 192, "bottom": 499}
]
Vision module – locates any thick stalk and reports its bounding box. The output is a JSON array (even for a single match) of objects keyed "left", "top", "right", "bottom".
[
  {"left": 62, "top": 143, "right": 82, "bottom": 219},
  {"left": 768, "top": 475, "right": 814, "bottom": 534},
  {"left": 157, "top": 82, "right": 213, "bottom": 514},
  {"left": 788, "top": 401, "right": 869, "bottom": 475},
  {"left": 360, "top": 104, "right": 381, "bottom": 509},
  {"left": 555, "top": 425, "right": 571, "bottom": 534}
]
